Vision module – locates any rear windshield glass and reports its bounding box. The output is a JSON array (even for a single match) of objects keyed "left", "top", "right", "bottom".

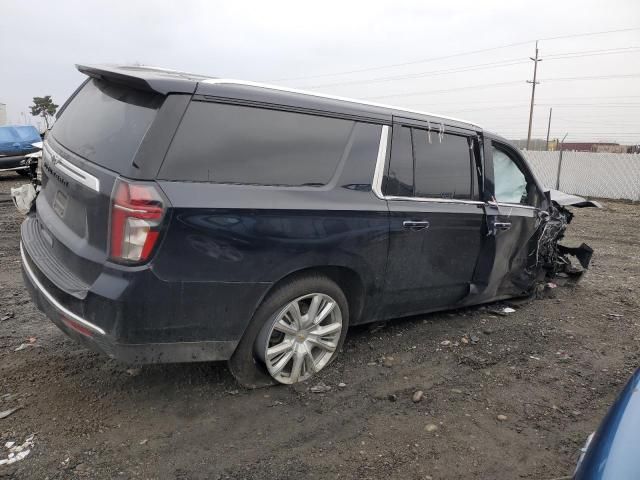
[{"left": 51, "top": 78, "right": 162, "bottom": 172}]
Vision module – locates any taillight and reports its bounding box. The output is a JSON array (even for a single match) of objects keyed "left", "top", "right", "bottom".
[{"left": 110, "top": 178, "right": 166, "bottom": 263}]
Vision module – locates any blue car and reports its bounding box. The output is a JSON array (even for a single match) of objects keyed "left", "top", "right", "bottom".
[
  {"left": 574, "top": 368, "right": 640, "bottom": 479},
  {"left": 0, "top": 124, "right": 41, "bottom": 175}
]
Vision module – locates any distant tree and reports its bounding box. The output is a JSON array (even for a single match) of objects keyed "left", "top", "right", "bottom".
[{"left": 29, "top": 96, "right": 58, "bottom": 129}]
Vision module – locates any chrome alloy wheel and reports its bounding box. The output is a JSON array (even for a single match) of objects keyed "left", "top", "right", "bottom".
[{"left": 257, "top": 293, "right": 343, "bottom": 384}]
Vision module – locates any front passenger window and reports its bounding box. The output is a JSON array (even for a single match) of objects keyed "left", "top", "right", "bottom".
[{"left": 493, "top": 147, "right": 529, "bottom": 205}]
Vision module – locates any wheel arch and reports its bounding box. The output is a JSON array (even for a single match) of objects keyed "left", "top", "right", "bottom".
[{"left": 262, "top": 265, "right": 366, "bottom": 325}]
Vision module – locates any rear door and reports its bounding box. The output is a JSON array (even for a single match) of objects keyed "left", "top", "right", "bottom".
[{"left": 381, "top": 119, "right": 485, "bottom": 317}]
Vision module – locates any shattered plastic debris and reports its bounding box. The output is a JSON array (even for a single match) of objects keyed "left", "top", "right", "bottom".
[
  {"left": 0, "top": 435, "right": 34, "bottom": 466},
  {"left": 502, "top": 307, "right": 516, "bottom": 314},
  {"left": 310, "top": 383, "right": 332, "bottom": 393},
  {"left": 0, "top": 407, "right": 22, "bottom": 419},
  {"left": 14, "top": 337, "right": 38, "bottom": 352},
  {"left": 10, "top": 184, "right": 37, "bottom": 215}
]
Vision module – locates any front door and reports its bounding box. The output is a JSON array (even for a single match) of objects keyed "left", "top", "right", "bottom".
[
  {"left": 381, "top": 120, "right": 485, "bottom": 318},
  {"left": 477, "top": 138, "right": 546, "bottom": 298}
]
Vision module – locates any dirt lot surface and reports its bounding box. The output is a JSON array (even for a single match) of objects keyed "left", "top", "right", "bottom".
[{"left": 1, "top": 171, "right": 638, "bottom": 480}]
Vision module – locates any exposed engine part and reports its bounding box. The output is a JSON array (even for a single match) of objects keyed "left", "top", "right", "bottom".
[{"left": 537, "top": 196, "right": 598, "bottom": 277}]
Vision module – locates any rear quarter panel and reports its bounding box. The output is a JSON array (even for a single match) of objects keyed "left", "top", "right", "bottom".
[{"left": 153, "top": 183, "right": 390, "bottom": 324}]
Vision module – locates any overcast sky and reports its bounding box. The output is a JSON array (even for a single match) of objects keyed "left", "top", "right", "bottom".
[{"left": 1, "top": 0, "right": 639, "bottom": 143}]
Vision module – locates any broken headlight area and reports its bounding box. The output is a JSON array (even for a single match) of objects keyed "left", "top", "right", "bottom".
[{"left": 536, "top": 191, "right": 600, "bottom": 278}]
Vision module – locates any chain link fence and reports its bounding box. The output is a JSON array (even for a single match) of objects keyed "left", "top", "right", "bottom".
[{"left": 521, "top": 150, "right": 640, "bottom": 201}]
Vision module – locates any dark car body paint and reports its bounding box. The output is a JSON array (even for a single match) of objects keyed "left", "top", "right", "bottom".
[
  {"left": 574, "top": 368, "right": 640, "bottom": 480},
  {"left": 21, "top": 65, "right": 573, "bottom": 364}
]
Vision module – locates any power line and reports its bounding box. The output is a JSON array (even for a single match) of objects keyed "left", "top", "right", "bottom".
[
  {"left": 440, "top": 104, "right": 640, "bottom": 115},
  {"left": 268, "top": 26, "right": 640, "bottom": 82},
  {"left": 553, "top": 116, "right": 640, "bottom": 125},
  {"left": 301, "top": 46, "right": 640, "bottom": 90},
  {"left": 302, "top": 59, "right": 529, "bottom": 89},
  {"left": 363, "top": 81, "right": 524, "bottom": 100},
  {"left": 545, "top": 46, "right": 640, "bottom": 60},
  {"left": 363, "top": 73, "right": 640, "bottom": 100},
  {"left": 542, "top": 73, "right": 640, "bottom": 82},
  {"left": 537, "top": 103, "right": 640, "bottom": 107},
  {"left": 407, "top": 95, "right": 640, "bottom": 108},
  {"left": 493, "top": 129, "right": 640, "bottom": 133}
]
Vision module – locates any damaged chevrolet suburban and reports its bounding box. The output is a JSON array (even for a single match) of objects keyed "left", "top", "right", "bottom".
[{"left": 20, "top": 64, "right": 596, "bottom": 387}]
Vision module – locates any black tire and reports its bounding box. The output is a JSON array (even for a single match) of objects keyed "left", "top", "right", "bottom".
[
  {"left": 17, "top": 169, "right": 31, "bottom": 178},
  {"left": 228, "top": 274, "right": 349, "bottom": 388}
]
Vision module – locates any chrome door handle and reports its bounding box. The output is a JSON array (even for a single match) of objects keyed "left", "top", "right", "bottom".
[
  {"left": 494, "top": 222, "right": 512, "bottom": 231},
  {"left": 403, "top": 220, "right": 430, "bottom": 231}
]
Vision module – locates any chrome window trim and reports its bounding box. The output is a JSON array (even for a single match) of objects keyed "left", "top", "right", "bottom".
[
  {"left": 201, "top": 78, "right": 480, "bottom": 130},
  {"left": 44, "top": 142, "right": 100, "bottom": 192},
  {"left": 20, "top": 243, "right": 106, "bottom": 336},
  {"left": 372, "top": 126, "right": 389, "bottom": 199},
  {"left": 491, "top": 200, "right": 539, "bottom": 211},
  {"left": 386, "top": 195, "right": 485, "bottom": 206},
  {"left": 371, "top": 125, "right": 484, "bottom": 207}
]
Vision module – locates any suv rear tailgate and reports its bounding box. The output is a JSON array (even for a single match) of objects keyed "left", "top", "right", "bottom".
[{"left": 29, "top": 77, "right": 167, "bottom": 293}]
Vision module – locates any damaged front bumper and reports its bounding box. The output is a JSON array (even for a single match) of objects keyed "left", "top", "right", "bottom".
[{"left": 538, "top": 190, "right": 601, "bottom": 277}]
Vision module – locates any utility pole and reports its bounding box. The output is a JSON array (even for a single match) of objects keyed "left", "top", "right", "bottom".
[
  {"left": 556, "top": 132, "right": 568, "bottom": 190},
  {"left": 526, "top": 41, "right": 542, "bottom": 150},
  {"left": 545, "top": 107, "right": 553, "bottom": 151}
]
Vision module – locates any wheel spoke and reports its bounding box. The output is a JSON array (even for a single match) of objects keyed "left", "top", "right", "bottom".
[
  {"left": 307, "top": 335, "right": 337, "bottom": 352},
  {"left": 286, "top": 301, "right": 303, "bottom": 329},
  {"left": 313, "top": 301, "right": 335, "bottom": 325},
  {"left": 270, "top": 349, "right": 294, "bottom": 375},
  {"left": 310, "top": 322, "right": 341, "bottom": 337},
  {"left": 302, "top": 343, "right": 317, "bottom": 373},
  {"left": 266, "top": 340, "right": 294, "bottom": 360},
  {"left": 274, "top": 319, "right": 298, "bottom": 336},
  {"left": 304, "top": 295, "right": 322, "bottom": 328},
  {"left": 289, "top": 348, "right": 305, "bottom": 383}
]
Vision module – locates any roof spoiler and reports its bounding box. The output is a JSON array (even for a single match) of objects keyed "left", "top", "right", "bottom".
[{"left": 75, "top": 64, "right": 200, "bottom": 95}]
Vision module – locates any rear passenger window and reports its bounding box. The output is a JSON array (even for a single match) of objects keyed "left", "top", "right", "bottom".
[
  {"left": 384, "top": 126, "right": 413, "bottom": 197},
  {"left": 413, "top": 131, "right": 472, "bottom": 200},
  {"left": 159, "top": 102, "right": 353, "bottom": 186}
]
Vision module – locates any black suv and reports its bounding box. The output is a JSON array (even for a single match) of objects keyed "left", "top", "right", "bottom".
[{"left": 21, "top": 65, "right": 584, "bottom": 387}]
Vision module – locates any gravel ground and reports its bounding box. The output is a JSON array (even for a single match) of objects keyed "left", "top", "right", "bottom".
[{"left": 0, "top": 171, "right": 638, "bottom": 480}]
